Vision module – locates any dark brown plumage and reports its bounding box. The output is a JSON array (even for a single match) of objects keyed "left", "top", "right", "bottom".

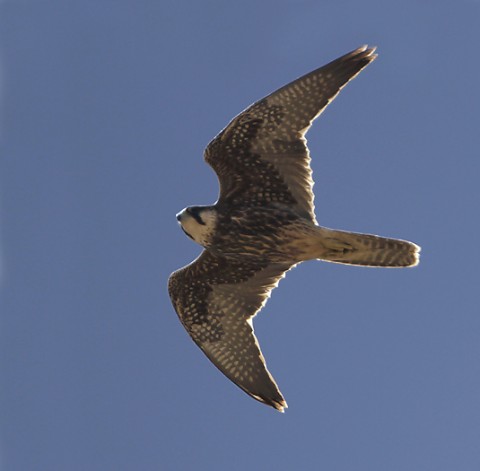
[{"left": 168, "top": 46, "right": 420, "bottom": 412}]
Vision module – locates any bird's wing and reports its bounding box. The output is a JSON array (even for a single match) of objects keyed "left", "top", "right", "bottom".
[
  {"left": 205, "top": 45, "right": 377, "bottom": 222},
  {"left": 168, "top": 250, "right": 295, "bottom": 411}
]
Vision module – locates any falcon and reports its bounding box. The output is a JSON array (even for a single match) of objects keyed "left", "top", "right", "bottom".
[{"left": 168, "top": 46, "right": 420, "bottom": 412}]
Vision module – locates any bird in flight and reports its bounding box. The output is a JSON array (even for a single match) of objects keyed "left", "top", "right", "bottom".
[{"left": 168, "top": 46, "right": 420, "bottom": 412}]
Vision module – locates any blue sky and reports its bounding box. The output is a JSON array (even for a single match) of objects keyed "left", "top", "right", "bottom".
[{"left": 1, "top": 1, "right": 479, "bottom": 470}]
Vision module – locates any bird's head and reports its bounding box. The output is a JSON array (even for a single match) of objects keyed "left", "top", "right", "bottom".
[{"left": 176, "top": 206, "right": 217, "bottom": 246}]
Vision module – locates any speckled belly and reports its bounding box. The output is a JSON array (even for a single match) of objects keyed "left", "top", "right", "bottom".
[{"left": 210, "top": 206, "right": 321, "bottom": 262}]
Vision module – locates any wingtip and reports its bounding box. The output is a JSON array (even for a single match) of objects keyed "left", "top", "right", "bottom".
[
  {"left": 269, "top": 397, "right": 288, "bottom": 413},
  {"left": 339, "top": 45, "right": 377, "bottom": 69},
  {"left": 273, "top": 400, "right": 288, "bottom": 413},
  {"left": 251, "top": 392, "right": 288, "bottom": 412},
  {"left": 356, "top": 44, "right": 378, "bottom": 60}
]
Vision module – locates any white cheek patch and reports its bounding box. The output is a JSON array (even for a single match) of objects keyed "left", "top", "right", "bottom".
[
  {"left": 181, "top": 210, "right": 217, "bottom": 246},
  {"left": 200, "top": 209, "right": 217, "bottom": 229}
]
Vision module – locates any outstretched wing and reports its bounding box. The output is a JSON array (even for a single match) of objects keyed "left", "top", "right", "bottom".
[
  {"left": 168, "top": 250, "right": 295, "bottom": 411},
  {"left": 205, "top": 45, "right": 377, "bottom": 222}
]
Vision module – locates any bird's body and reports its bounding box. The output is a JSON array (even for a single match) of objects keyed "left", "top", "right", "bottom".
[
  {"left": 177, "top": 204, "right": 418, "bottom": 266},
  {"left": 169, "top": 46, "right": 420, "bottom": 412}
]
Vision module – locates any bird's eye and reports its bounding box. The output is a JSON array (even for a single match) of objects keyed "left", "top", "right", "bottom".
[{"left": 188, "top": 207, "right": 206, "bottom": 226}]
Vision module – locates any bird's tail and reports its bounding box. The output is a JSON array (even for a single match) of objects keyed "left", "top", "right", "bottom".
[{"left": 313, "top": 227, "right": 420, "bottom": 268}]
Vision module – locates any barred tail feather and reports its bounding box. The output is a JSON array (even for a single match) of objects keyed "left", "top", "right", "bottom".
[{"left": 318, "top": 228, "right": 421, "bottom": 268}]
